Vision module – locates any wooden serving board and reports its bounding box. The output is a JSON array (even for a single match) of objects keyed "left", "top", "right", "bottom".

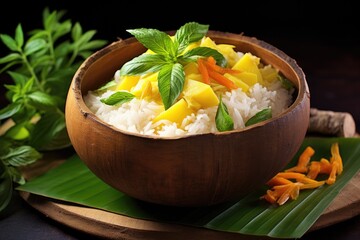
[{"left": 19, "top": 152, "right": 360, "bottom": 240}]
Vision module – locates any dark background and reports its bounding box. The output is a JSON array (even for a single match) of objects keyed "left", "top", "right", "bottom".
[{"left": 1, "top": 0, "right": 359, "bottom": 126}]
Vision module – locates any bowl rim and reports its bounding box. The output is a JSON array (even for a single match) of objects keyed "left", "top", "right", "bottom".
[{"left": 69, "top": 31, "right": 309, "bottom": 140}]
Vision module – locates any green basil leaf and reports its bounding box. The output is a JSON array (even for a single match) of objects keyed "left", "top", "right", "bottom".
[
  {"left": 7, "top": 166, "right": 25, "bottom": 185},
  {"left": 78, "top": 40, "right": 108, "bottom": 52},
  {"left": 96, "top": 80, "right": 117, "bottom": 92},
  {"left": 100, "top": 91, "right": 135, "bottom": 105},
  {"left": 158, "top": 63, "right": 185, "bottom": 110},
  {"left": 278, "top": 75, "right": 295, "bottom": 91},
  {"left": 31, "top": 55, "right": 54, "bottom": 68},
  {"left": 127, "top": 28, "right": 176, "bottom": 57},
  {"left": 72, "top": 22, "right": 82, "bottom": 41},
  {"left": 29, "top": 111, "right": 66, "bottom": 150},
  {"left": 39, "top": 128, "right": 71, "bottom": 151},
  {"left": 21, "top": 77, "right": 34, "bottom": 94},
  {"left": 1, "top": 146, "right": 42, "bottom": 167},
  {"left": 44, "top": 11, "right": 57, "bottom": 30},
  {"left": 0, "top": 162, "right": 13, "bottom": 214},
  {"left": 53, "top": 20, "right": 72, "bottom": 42},
  {"left": 7, "top": 71, "right": 28, "bottom": 86},
  {"left": 73, "top": 30, "right": 96, "bottom": 48},
  {"left": 120, "top": 54, "right": 168, "bottom": 76},
  {"left": 0, "top": 102, "right": 22, "bottom": 120},
  {"left": 0, "top": 53, "right": 21, "bottom": 64},
  {"left": 15, "top": 24, "right": 24, "bottom": 48},
  {"left": 245, "top": 108, "right": 272, "bottom": 127},
  {"left": 175, "top": 22, "right": 209, "bottom": 54},
  {"left": 215, "top": 96, "right": 234, "bottom": 132},
  {"left": 24, "top": 39, "right": 47, "bottom": 56},
  {"left": 179, "top": 47, "right": 227, "bottom": 67},
  {"left": 0, "top": 34, "right": 18, "bottom": 51},
  {"left": 4, "top": 122, "right": 30, "bottom": 140},
  {"left": 28, "top": 91, "right": 58, "bottom": 108},
  {"left": 28, "top": 29, "right": 48, "bottom": 41}
]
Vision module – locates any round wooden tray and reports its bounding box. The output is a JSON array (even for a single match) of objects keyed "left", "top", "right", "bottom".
[{"left": 19, "top": 152, "right": 360, "bottom": 240}]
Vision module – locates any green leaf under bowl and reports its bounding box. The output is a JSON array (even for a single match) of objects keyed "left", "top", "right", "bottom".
[{"left": 16, "top": 137, "right": 360, "bottom": 238}]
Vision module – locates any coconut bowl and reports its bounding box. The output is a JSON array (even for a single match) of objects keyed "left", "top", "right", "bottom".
[{"left": 65, "top": 30, "right": 310, "bottom": 207}]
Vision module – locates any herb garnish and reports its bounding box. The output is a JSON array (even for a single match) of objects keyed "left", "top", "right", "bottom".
[
  {"left": 100, "top": 91, "right": 135, "bottom": 105},
  {"left": 245, "top": 108, "right": 272, "bottom": 127},
  {"left": 119, "top": 22, "right": 226, "bottom": 110},
  {"left": 215, "top": 95, "right": 234, "bottom": 132},
  {"left": 0, "top": 8, "right": 107, "bottom": 213}
]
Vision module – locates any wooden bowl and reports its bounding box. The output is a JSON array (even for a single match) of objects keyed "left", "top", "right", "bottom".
[{"left": 65, "top": 30, "right": 310, "bottom": 207}]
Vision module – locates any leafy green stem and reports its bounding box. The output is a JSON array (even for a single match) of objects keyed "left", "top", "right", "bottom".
[
  {"left": 0, "top": 7, "right": 108, "bottom": 215},
  {"left": 21, "top": 53, "right": 43, "bottom": 91},
  {"left": 46, "top": 31, "right": 56, "bottom": 62},
  {"left": 67, "top": 48, "right": 78, "bottom": 68}
]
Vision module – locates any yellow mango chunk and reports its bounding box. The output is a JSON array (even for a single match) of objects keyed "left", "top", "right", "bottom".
[
  {"left": 182, "top": 41, "right": 201, "bottom": 53},
  {"left": 150, "top": 81, "right": 162, "bottom": 103},
  {"left": 260, "top": 65, "right": 279, "bottom": 85},
  {"left": 153, "top": 98, "right": 194, "bottom": 126},
  {"left": 216, "top": 44, "right": 240, "bottom": 68},
  {"left": 232, "top": 53, "right": 264, "bottom": 85},
  {"left": 184, "top": 62, "right": 199, "bottom": 76},
  {"left": 183, "top": 79, "right": 219, "bottom": 109},
  {"left": 223, "top": 73, "right": 250, "bottom": 92},
  {"left": 131, "top": 79, "right": 152, "bottom": 99},
  {"left": 116, "top": 75, "right": 140, "bottom": 91},
  {"left": 200, "top": 37, "right": 218, "bottom": 50},
  {"left": 141, "top": 72, "right": 158, "bottom": 82},
  {"left": 185, "top": 73, "right": 203, "bottom": 82},
  {"left": 231, "top": 72, "right": 258, "bottom": 86}
]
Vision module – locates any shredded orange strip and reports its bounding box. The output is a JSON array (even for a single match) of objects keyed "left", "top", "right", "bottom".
[
  {"left": 285, "top": 146, "right": 315, "bottom": 173},
  {"left": 261, "top": 142, "right": 343, "bottom": 206},
  {"left": 266, "top": 176, "right": 293, "bottom": 186},
  {"left": 197, "top": 58, "right": 210, "bottom": 84},
  {"left": 197, "top": 56, "right": 240, "bottom": 89},
  {"left": 307, "top": 161, "right": 321, "bottom": 179},
  {"left": 203, "top": 56, "right": 241, "bottom": 75},
  {"left": 319, "top": 158, "right": 332, "bottom": 174},
  {"left": 208, "top": 69, "right": 238, "bottom": 90},
  {"left": 330, "top": 142, "right": 343, "bottom": 174}
]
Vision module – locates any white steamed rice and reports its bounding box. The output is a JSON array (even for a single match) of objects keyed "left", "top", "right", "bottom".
[{"left": 84, "top": 80, "right": 293, "bottom": 137}]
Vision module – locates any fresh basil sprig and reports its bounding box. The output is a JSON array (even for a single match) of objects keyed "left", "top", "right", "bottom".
[
  {"left": 215, "top": 95, "right": 234, "bottom": 132},
  {"left": 100, "top": 91, "right": 135, "bottom": 105},
  {"left": 0, "top": 8, "right": 107, "bottom": 214},
  {"left": 245, "top": 108, "right": 272, "bottom": 127},
  {"left": 120, "top": 22, "right": 226, "bottom": 110}
]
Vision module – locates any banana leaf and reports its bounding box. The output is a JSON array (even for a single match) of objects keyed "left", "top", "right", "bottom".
[{"left": 17, "top": 137, "right": 360, "bottom": 238}]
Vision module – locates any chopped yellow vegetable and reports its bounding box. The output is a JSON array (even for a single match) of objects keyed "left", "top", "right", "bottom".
[
  {"left": 182, "top": 41, "right": 200, "bottom": 53},
  {"left": 131, "top": 79, "right": 152, "bottom": 99},
  {"left": 230, "top": 72, "right": 258, "bottom": 87},
  {"left": 223, "top": 73, "right": 250, "bottom": 92},
  {"left": 200, "top": 36, "right": 218, "bottom": 50},
  {"left": 116, "top": 75, "right": 140, "bottom": 91},
  {"left": 182, "top": 79, "right": 219, "bottom": 109},
  {"left": 152, "top": 98, "right": 194, "bottom": 126},
  {"left": 184, "top": 62, "right": 200, "bottom": 76},
  {"left": 260, "top": 65, "right": 279, "bottom": 85},
  {"left": 232, "top": 53, "right": 264, "bottom": 85},
  {"left": 185, "top": 73, "right": 203, "bottom": 82},
  {"left": 141, "top": 72, "right": 159, "bottom": 82},
  {"left": 216, "top": 44, "right": 241, "bottom": 67}
]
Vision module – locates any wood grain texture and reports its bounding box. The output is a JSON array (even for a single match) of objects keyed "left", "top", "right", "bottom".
[{"left": 65, "top": 32, "right": 310, "bottom": 207}]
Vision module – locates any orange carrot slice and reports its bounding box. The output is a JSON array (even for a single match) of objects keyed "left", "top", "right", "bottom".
[{"left": 197, "top": 58, "right": 210, "bottom": 84}]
